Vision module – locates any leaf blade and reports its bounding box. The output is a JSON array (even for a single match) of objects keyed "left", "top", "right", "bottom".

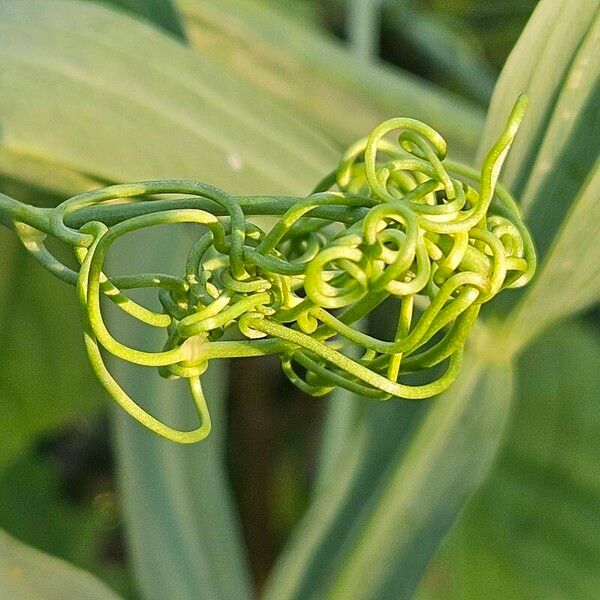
[
  {"left": 0, "top": 529, "right": 121, "bottom": 600},
  {"left": 0, "top": 0, "right": 337, "bottom": 194},
  {"left": 179, "top": 0, "right": 485, "bottom": 157},
  {"left": 418, "top": 319, "right": 600, "bottom": 599},
  {"left": 475, "top": 0, "right": 600, "bottom": 347},
  {"left": 266, "top": 349, "right": 514, "bottom": 599},
  {"left": 100, "top": 0, "right": 186, "bottom": 39}
]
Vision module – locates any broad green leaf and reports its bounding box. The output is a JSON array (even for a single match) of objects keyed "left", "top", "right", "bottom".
[
  {"left": 0, "top": 210, "right": 103, "bottom": 472},
  {"left": 0, "top": 529, "right": 120, "bottom": 600},
  {"left": 418, "top": 319, "right": 600, "bottom": 599},
  {"left": 477, "top": 0, "right": 597, "bottom": 214},
  {"left": 313, "top": 388, "right": 365, "bottom": 495},
  {"left": 114, "top": 364, "right": 251, "bottom": 600},
  {"left": 0, "top": 0, "right": 336, "bottom": 195},
  {"left": 179, "top": 0, "right": 485, "bottom": 157},
  {"left": 266, "top": 346, "right": 513, "bottom": 599},
  {"left": 0, "top": 233, "right": 101, "bottom": 470},
  {"left": 110, "top": 228, "right": 252, "bottom": 599},
  {"left": 505, "top": 162, "right": 600, "bottom": 352},
  {"left": 0, "top": 1, "right": 341, "bottom": 597},
  {"left": 475, "top": 0, "right": 600, "bottom": 347},
  {"left": 98, "top": 0, "right": 186, "bottom": 39},
  {"left": 0, "top": 148, "right": 104, "bottom": 200}
]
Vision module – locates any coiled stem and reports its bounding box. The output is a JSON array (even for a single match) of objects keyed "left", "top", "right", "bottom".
[{"left": 0, "top": 96, "right": 535, "bottom": 443}]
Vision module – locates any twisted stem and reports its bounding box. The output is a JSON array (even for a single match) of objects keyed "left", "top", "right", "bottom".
[{"left": 0, "top": 95, "right": 535, "bottom": 443}]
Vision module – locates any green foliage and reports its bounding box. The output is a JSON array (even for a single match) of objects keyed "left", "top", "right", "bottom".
[
  {"left": 113, "top": 358, "right": 252, "bottom": 599},
  {"left": 419, "top": 319, "right": 600, "bottom": 599},
  {"left": 0, "top": 0, "right": 335, "bottom": 193},
  {"left": 478, "top": 0, "right": 600, "bottom": 349},
  {"left": 98, "top": 0, "right": 185, "bottom": 38},
  {"left": 180, "top": 0, "right": 484, "bottom": 157},
  {"left": 0, "top": 173, "right": 103, "bottom": 471},
  {"left": 0, "top": 451, "right": 134, "bottom": 597},
  {"left": 0, "top": 0, "right": 598, "bottom": 599},
  {"left": 265, "top": 353, "right": 514, "bottom": 599},
  {"left": 0, "top": 525, "right": 120, "bottom": 599}
]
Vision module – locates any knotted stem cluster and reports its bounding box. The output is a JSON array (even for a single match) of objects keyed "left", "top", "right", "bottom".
[{"left": 0, "top": 96, "right": 535, "bottom": 443}]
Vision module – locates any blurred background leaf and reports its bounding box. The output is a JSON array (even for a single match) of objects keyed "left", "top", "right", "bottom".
[
  {"left": 0, "top": 171, "right": 104, "bottom": 471},
  {"left": 0, "top": 437, "right": 134, "bottom": 597},
  {"left": 265, "top": 328, "right": 514, "bottom": 599},
  {"left": 0, "top": 0, "right": 335, "bottom": 190},
  {"left": 0, "top": 524, "right": 121, "bottom": 599},
  {"left": 473, "top": 0, "right": 600, "bottom": 349},
  {"left": 179, "top": 0, "right": 484, "bottom": 158},
  {"left": 418, "top": 318, "right": 600, "bottom": 599}
]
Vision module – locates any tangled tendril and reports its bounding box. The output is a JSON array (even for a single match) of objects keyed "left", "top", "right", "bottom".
[{"left": 0, "top": 96, "right": 535, "bottom": 443}]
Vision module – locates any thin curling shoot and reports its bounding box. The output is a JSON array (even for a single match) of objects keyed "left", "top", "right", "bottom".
[{"left": 0, "top": 95, "right": 536, "bottom": 443}]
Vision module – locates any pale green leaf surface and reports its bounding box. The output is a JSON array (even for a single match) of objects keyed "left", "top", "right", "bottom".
[
  {"left": 0, "top": 528, "right": 121, "bottom": 600},
  {"left": 266, "top": 347, "right": 513, "bottom": 599},
  {"left": 179, "top": 0, "right": 484, "bottom": 158},
  {"left": 475, "top": 0, "right": 600, "bottom": 345},
  {"left": 0, "top": 2, "right": 342, "bottom": 598},
  {"left": 0, "top": 0, "right": 337, "bottom": 195},
  {"left": 418, "top": 320, "right": 600, "bottom": 599},
  {"left": 113, "top": 363, "right": 249, "bottom": 600},
  {"left": 506, "top": 161, "right": 600, "bottom": 351},
  {"left": 110, "top": 228, "right": 252, "bottom": 599},
  {"left": 477, "top": 0, "right": 597, "bottom": 201},
  {"left": 312, "top": 388, "right": 365, "bottom": 495}
]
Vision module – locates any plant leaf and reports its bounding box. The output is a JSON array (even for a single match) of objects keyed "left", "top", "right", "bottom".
[
  {"left": 0, "top": 0, "right": 336, "bottom": 194},
  {"left": 0, "top": 150, "right": 110, "bottom": 471},
  {"left": 0, "top": 197, "right": 104, "bottom": 472},
  {"left": 113, "top": 364, "right": 252, "bottom": 599},
  {"left": 0, "top": 528, "right": 121, "bottom": 600},
  {"left": 266, "top": 346, "right": 513, "bottom": 599},
  {"left": 418, "top": 319, "right": 600, "bottom": 599},
  {"left": 475, "top": 0, "right": 600, "bottom": 348},
  {"left": 109, "top": 227, "right": 253, "bottom": 599},
  {"left": 179, "top": 0, "right": 485, "bottom": 157},
  {"left": 0, "top": 1, "right": 342, "bottom": 597},
  {"left": 506, "top": 161, "right": 600, "bottom": 352}
]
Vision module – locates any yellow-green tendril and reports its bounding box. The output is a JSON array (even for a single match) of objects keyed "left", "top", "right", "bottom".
[{"left": 0, "top": 95, "right": 535, "bottom": 443}]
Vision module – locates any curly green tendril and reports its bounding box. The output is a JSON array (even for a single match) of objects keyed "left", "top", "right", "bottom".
[{"left": 0, "top": 95, "right": 535, "bottom": 443}]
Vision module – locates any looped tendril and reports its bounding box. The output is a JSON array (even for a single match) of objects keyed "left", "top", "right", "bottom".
[{"left": 1, "top": 95, "right": 535, "bottom": 443}]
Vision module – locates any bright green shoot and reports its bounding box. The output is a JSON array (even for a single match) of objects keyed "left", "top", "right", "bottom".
[{"left": 0, "top": 95, "right": 535, "bottom": 443}]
